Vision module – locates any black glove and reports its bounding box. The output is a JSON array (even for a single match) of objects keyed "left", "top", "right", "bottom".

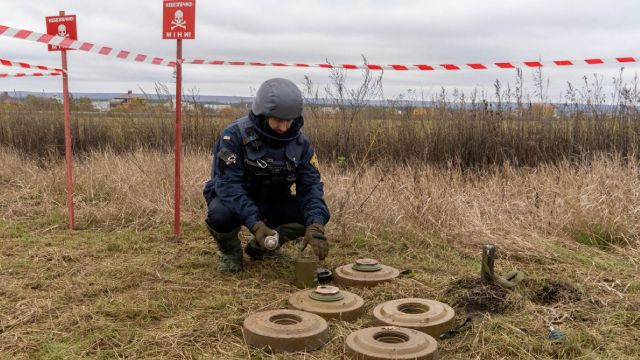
[
  {"left": 251, "top": 221, "right": 276, "bottom": 249},
  {"left": 303, "top": 223, "right": 328, "bottom": 260}
]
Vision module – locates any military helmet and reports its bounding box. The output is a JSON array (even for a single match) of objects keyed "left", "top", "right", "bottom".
[{"left": 251, "top": 78, "right": 303, "bottom": 120}]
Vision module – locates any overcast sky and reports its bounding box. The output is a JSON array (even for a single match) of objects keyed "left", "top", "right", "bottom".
[{"left": 2, "top": 0, "right": 640, "bottom": 102}]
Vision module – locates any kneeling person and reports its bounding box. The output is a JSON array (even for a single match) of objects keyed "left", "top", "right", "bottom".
[{"left": 203, "top": 78, "right": 330, "bottom": 272}]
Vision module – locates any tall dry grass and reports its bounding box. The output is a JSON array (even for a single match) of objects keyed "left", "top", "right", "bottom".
[
  {"left": 2, "top": 104, "right": 639, "bottom": 167},
  {"left": 1, "top": 147, "right": 638, "bottom": 254},
  {"left": 1, "top": 148, "right": 639, "bottom": 358},
  {"left": 0, "top": 108, "right": 231, "bottom": 157},
  {"left": 2, "top": 69, "right": 640, "bottom": 167}
]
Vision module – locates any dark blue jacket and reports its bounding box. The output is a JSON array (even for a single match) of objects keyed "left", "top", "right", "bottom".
[{"left": 203, "top": 112, "right": 330, "bottom": 230}]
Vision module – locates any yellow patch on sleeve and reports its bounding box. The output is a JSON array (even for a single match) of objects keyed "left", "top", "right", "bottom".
[
  {"left": 223, "top": 135, "right": 231, "bottom": 140},
  {"left": 310, "top": 152, "right": 320, "bottom": 171}
]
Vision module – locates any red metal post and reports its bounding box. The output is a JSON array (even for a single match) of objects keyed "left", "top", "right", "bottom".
[
  {"left": 174, "top": 39, "right": 182, "bottom": 236},
  {"left": 60, "top": 10, "right": 74, "bottom": 230}
]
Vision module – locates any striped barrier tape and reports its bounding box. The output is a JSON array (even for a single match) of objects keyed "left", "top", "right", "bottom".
[
  {"left": 1, "top": 24, "right": 636, "bottom": 72},
  {"left": 0, "top": 72, "right": 63, "bottom": 78},
  {"left": 180, "top": 57, "right": 639, "bottom": 70},
  {"left": 1, "top": 58, "right": 63, "bottom": 72},
  {"left": 0, "top": 25, "right": 177, "bottom": 67}
]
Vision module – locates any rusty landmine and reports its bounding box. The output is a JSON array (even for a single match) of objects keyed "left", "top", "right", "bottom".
[
  {"left": 373, "top": 298, "right": 455, "bottom": 337},
  {"left": 242, "top": 309, "right": 328, "bottom": 353},
  {"left": 289, "top": 285, "right": 365, "bottom": 322},
  {"left": 345, "top": 326, "right": 438, "bottom": 360},
  {"left": 448, "top": 278, "right": 509, "bottom": 316},
  {"left": 531, "top": 279, "right": 582, "bottom": 305},
  {"left": 334, "top": 258, "right": 400, "bottom": 287}
]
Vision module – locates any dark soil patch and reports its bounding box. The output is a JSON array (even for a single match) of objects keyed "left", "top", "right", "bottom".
[
  {"left": 531, "top": 279, "right": 581, "bottom": 305},
  {"left": 448, "top": 278, "right": 510, "bottom": 315}
]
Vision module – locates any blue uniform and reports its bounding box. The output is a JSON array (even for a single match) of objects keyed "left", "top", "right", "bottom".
[{"left": 203, "top": 111, "right": 330, "bottom": 233}]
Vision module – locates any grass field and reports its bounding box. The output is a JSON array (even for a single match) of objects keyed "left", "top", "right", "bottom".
[{"left": 1, "top": 147, "right": 639, "bottom": 359}]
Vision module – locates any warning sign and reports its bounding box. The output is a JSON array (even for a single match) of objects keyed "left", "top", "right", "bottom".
[
  {"left": 45, "top": 14, "right": 77, "bottom": 51},
  {"left": 163, "top": 1, "right": 196, "bottom": 39}
]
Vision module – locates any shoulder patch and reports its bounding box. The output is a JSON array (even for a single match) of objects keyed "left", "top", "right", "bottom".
[
  {"left": 217, "top": 147, "right": 237, "bottom": 173},
  {"left": 218, "top": 147, "right": 237, "bottom": 165},
  {"left": 310, "top": 152, "right": 320, "bottom": 171},
  {"left": 223, "top": 133, "right": 231, "bottom": 140}
]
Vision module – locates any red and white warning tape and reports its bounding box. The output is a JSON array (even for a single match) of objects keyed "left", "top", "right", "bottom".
[
  {"left": 0, "top": 72, "right": 62, "bottom": 78},
  {"left": 180, "top": 58, "right": 639, "bottom": 70},
  {"left": 1, "top": 24, "right": 637, "bottom": 72},
  {"left": 1, "top": 58, "right": 63, "bottom": 72},
  {"left": 0, "top": 25, "right": 177, "bottom": 67}
]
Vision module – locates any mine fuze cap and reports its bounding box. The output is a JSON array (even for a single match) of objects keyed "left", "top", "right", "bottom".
[{"left": 251, "top": 78, "right": 303, "bottom": 120}]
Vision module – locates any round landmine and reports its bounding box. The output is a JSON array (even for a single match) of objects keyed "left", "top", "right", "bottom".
[
  {"left": 345, "top": 326, "right": 439, "bottom": 360},
  {"left": 334, "top": 259, "right": 400, "bottom": 287},
  {"left": 289, "top": 285, "right": 365, "bottom": 322},
  {"left": 242, "top": 309, "right": 328, "bottom": 353},
  {"left": 372, "top": 298, "right": 455, "bottom": 337}
]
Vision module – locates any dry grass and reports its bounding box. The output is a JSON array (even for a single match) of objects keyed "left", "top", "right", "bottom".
[
  {"left": 1, "top": 147, "right": 639, "bottom": 359},
  {"left": 2, "top": 102, "right": 639, "bottom": 168}
]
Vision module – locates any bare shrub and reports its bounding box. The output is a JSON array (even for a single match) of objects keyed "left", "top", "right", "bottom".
[{"left": 1, "top": 69, "right": 639, "bottom": 168}]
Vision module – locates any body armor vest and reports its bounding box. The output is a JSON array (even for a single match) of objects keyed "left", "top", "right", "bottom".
[{"left": 237, "top": 117, "right": 304, "bottom": 199}]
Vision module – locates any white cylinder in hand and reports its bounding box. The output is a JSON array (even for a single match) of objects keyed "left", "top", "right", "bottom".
[{"left": 264, "top": 232, "right": 279, "bottom": 250}]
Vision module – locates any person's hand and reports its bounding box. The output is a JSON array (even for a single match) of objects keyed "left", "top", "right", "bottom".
[
  {"left": 251, "top": 222, "right": 276, "bottom": 249},
  {"left": 303, "top": 223, "right": 328, "bottom": 260}
]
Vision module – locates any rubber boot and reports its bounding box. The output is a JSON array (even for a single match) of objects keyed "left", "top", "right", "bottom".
[
  {"left": 244, "top": 222, "right": 306, "bottom": 261},
  {"left": 207, "top": 226, "right": 243, "bottom": 272}
]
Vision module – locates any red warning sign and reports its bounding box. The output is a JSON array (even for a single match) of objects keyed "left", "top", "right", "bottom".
[
  {"left": 45, "top": 14, "right": 77, "bottom": 51},
  {"left": 163, "top": 1, "right": 196, "bottom": 39}
]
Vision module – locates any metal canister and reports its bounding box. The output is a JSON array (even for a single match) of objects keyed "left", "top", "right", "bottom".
[{"left": 294, "top": 245, "right": 318, "bottom": 288}]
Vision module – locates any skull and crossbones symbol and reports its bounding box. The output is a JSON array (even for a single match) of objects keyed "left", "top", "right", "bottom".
[
  {"left": 171, "top": 10, "right": 187, "bottom": 30},
  {"left": 58, "top": 24, "right": 69, "bottom": 37}
]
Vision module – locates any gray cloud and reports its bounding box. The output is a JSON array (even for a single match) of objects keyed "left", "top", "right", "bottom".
[{"left": 1, "top": 0, "right": 639, "bottom": 100}]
